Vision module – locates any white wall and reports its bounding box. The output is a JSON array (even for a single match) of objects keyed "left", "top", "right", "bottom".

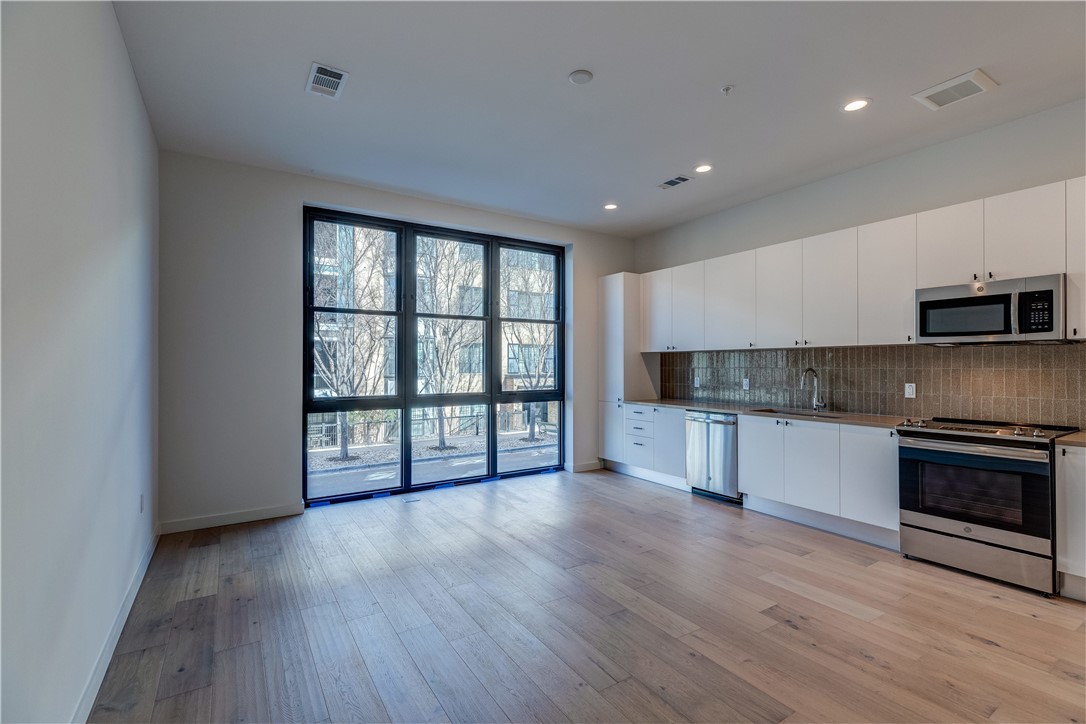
[
  {"left": 1, "top": 3, "right": 159, "bottom": 722},
  {"left": 635, "top": 100, "right": 1086, "bottom": 271},
  {"left": 158, "top": 151, "right": 633, "bottom": 531}
]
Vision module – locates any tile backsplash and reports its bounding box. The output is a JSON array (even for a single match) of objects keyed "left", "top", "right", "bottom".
[{"left": 661, "top": 344, "right": 1086, "bottom": 429}]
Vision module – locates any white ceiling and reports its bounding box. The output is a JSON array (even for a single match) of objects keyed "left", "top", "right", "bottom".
[{"left": 114, "top": 2, "right": 1085, "bottom": 239}]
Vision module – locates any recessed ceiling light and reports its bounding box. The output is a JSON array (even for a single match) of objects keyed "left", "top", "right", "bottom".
[
  {"left": 842, "top": 98, "right": 870, "bottom": 112},
  {"left": 695, "top": 164, "right": 712, "bottom": 173},
  {"left": 569, "top": 69, "right": 594, "bottom": 85},
  {"left": 603, "top": 203, "right": 618, "bottom": 211}
]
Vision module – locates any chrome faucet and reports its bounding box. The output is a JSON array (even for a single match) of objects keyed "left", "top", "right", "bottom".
[{"left": 800, "top": 367, "right": 827, "bottom": 411}]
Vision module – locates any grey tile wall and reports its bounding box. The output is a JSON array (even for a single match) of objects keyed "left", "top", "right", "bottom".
[{"left": 660, "top": 344, "right": 1086, "bottom": 429}]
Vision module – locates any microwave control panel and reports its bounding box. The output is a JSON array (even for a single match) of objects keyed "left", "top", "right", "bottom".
[{"left": 1018, "top": 290, "right": 1055, "bottom": 333}]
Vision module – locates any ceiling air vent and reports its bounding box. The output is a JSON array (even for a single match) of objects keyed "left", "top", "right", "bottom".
[
  {"left": 658, "top": 175, "right": 692, "bottom": 190},
  {"left": 307, "top": 62, "right": 349, "bottom": 99},
  {"left": 912, "top": 69, "right": 997, "bottom": 110}
]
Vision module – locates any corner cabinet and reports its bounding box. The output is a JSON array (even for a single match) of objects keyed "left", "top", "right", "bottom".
[
  {"left": 1067, "top": 177, "right": 1085, "bottom": 340},
  {"left": 1056, "top": 445, "right": 1085, "bottom": 579}
]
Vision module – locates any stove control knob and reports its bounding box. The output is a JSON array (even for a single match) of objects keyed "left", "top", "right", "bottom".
[
  {"left": 1033, "top": 429, "right": 1046, "bottom": 438},
  {"left": 915, "top": 420, "right": 926, "bottom": 428},
  {"left": 1013, "top": 428, "right": 1024, "bottom": 436}
]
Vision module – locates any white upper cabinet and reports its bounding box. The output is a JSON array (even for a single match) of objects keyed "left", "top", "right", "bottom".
[
  {"left": 802, "top": 228, "right": 858, "bottom": 347},
  {"left": 983, "top": 181, "right": 1066, "bottom": 281},
  {"left": 598, "top": 273, "right": 656, "bottom": 402},
  {"left": 1066, "top": 177, "right": 1085, "bottom": 339},
  {"left": 858, "top": 215, "right": 917, "bottom": 345},
  {"left": 640, "top": 268, "right": 672, "bottom": 352},
  {"left": 671, "top": 261, "right": 705, "bottom": 351},
  {"left": 756, "top": 239, "right": 803, "bottom": 349},
  {"left": 916, "top": 199, "right": 984, "bottom": 288},
  {"left": 704, "top": 250, "right": 756, "bottom": 350}
]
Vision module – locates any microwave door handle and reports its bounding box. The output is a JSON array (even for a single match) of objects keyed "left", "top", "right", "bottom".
[{"left": 1010, "top": 292, "right": 1019, "bottom": 336}]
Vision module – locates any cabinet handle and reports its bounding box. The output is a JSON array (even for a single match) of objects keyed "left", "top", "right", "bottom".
[
  {"left": 804, "top": 340, "right": 810, "bottom": 346},
  {"left": 633, "top": 426, "right": 643, "bottom": 430},
  {"left": 988, "top": 272, "right": 993, "bottom": 279},
  {"left": 749, "top": 342, "right": 754, "bottom": 348},
  {"left": 973, "top": 273, "right": 979, "bottom": 281},
  {"left": 784, "top": 420, "right": 791, "bottom": 426},
  {"left": 1074, "top": 328, "right": 1079, "bottom": 336},
  {"left": 907, "top": 335, "right": 912, "bottom": 342},
  {"left": 794, "top": 340, "right": 800, "bottom": 346},
  {"left": 1062, "top": 448, "right": 1067, "bottom": 456},
  {"left": 633, "top": 442, "right": 644, "bottom": 447},
  {"left": 890, "top": 430, "right": 895, "bottom": 438},
  {"left": 776, "top": 420, "right": 782, "bottom": 425}
]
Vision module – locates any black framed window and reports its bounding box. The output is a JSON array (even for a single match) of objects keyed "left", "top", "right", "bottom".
[{"left": 304, "top": 207, "right": 564, "bottom": 503}]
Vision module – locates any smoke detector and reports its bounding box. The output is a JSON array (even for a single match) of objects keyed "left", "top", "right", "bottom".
[
  {"left": 307, "top": 62, "right": 349, "bottom": 99},
  {"left": 912, "top": 69, "right": 997, "bottom": 110}
]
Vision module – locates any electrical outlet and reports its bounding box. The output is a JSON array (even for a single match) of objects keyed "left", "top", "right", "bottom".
[
  {"left": 742, "top": 378, "right": 750, "bottom": 391},
  {"left": 140, "top": 494, "right": 144, "bottom": 514},
  {"left": 904, "top": 383, "right": 916, "bottom": 399},
  {"left": 694, "top": 376, "right": 700, "bottom": 388}
]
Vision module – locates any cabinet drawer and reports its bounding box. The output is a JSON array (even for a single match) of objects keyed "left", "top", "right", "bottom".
[
  {"left": 624, "top": 419, "right": 654, "bottom": 438},
  {"left": 625, "top": 435, "right": 655, "bottom": 469},
  {"left": 625, "top": 404, "right": 655, "bottom": 422}
]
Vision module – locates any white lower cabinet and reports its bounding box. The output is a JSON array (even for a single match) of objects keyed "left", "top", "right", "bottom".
[
  {"left": 783, "top": 420, "right": 840, "bottom": 515},
  {"left": 738, "top": 416, "right": 785, "bottom": 501},
  {"left": 740, "top": 416, "right": 900, "bottom": 528},
  {"left": 599, "top": 402, "right": 625, "bottom": 463},
  {"left": 625, "top": 434, "right": 654, "bottom": 469},
  {"left": 1056, "top": 445, "right": 1086, "bottom": 579},
  {"left": 653, "top": 406, "right": 687, "bottom": 479},
  {"left": 840, "top": 426, "right": 900, "bottom": 530}
]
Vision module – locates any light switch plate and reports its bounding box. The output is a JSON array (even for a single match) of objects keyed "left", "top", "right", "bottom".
[
  {"left": 694, "top": 376, "right": 700, "bottom": 388},
  {"left": 743, "top": 378, "right": 750, "bottom": 391},
  {"left": 904, "top": 383, "right": 916, "bottom": 399}
]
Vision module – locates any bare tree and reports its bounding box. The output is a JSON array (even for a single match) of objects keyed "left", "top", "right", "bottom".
[
  {"left": 500, "top": 249, "right": 557, "bottom": 441},
  {"left": 312, "top": 222, "right": 396, "bottom": 459},
  {"left": 415, "top": 236, "right": 485, "bottom": 449}
]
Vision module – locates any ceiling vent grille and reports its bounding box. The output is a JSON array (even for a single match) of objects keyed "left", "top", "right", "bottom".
[
  {"left": 912, "top": 69, "right": 997, "bottom": 110},
  {"left": 658, "top": 175, "right": 692, "bottom": 190},
  {"left": 307, "top": 62, "right": 348, "bottom": 99}
]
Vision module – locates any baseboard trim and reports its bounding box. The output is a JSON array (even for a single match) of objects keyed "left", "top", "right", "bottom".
[
  {"left": 1060, "top": 571, "right": 1086, "bottom": 601},
  {"left": 158, "top": 501, "right": 304, "bottom": 534},
  {"left": 570, "top": 460, "right": 602, "bottom": 472},
  {"left": 743, "top": 495, "right": 901, "bottom": 551},
  {"left": 72, "top": 530, "right": 159, "bottom": 723},
  {"left": 603, "top": 461, "right": 688, "bottom": 491}
]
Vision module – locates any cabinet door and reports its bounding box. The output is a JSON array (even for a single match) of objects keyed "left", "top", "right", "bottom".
[
  {"left": 917, "top": 200, "right": 983, "bottom": 288},
  {"left": 756, "top": 239, "right": 803, "bottom": 349},
  {"left": 858, "top": 215, "right": 917, "bottom": 345},
  {"left": 653, "top": 406, "right": 687, "bottom": 478},
  {"left": 1067, "top": 177, "right": 1085, "bottom": 340},
  {"left": 738, "top": 415, "right": 785, "bottom": 501},
  {"left": 839, "top": 425, "right": 899, "bottom": 530},
  {"left": 671, "top": 261, "right": 705, "bottom": 351},
  {"left": 802, "top": 228, "right": 858, "bottom": 347},
  {"left": 783, "top": 420, "right": 840, "bottom": 516},
  {"left": 599, "top": 401, "right": 625, "bottom": 462},
  {"left": 705, "top": 250, "right": 756, "bottom": 350},
  {"left": 1056, "top": 446, "right": 1086, "bottom": 578},
  {"left": 984, "top": 181, "right": 1066, "bottom": 280},
  {"left": 641, "top": 269, "right": 672, "bottom": 352},
  {"left": 598, "top": 274, "right": 624, "bottom": 402}
]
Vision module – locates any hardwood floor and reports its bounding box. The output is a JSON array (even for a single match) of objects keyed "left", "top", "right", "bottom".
[{"left": 90, "top": 469, "right": 1086, "bottom": 723}]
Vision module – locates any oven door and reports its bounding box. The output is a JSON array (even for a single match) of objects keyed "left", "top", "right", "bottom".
[{"left": 898, "top": 437, "right": 1052, "bottom": 542}]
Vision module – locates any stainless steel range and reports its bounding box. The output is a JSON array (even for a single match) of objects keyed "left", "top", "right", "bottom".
[{"left": 896, "top": 417, "right": 1079, "bottom": 594}]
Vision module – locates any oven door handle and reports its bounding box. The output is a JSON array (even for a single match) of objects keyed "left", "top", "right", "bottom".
[{"left": 899, "top": 437, "right": 1049, "bottom": 463}]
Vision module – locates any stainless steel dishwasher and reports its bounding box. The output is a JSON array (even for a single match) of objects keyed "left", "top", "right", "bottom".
[{"left": 685, "top": 411, "right": 740, "bottom": 502}]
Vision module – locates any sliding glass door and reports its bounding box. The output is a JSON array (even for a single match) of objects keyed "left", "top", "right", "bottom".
[{"left": 303, "top": 208, "right": 563, "bottom": 503}]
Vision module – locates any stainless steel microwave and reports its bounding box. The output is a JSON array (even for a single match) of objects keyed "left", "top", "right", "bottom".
[{"left": 915, "top": 273, "right": 1065, "bottom": 344}]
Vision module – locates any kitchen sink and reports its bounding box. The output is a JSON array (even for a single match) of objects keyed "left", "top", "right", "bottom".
[{"left": 751, "top": 408, "right": 842, "bottom": 419}]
